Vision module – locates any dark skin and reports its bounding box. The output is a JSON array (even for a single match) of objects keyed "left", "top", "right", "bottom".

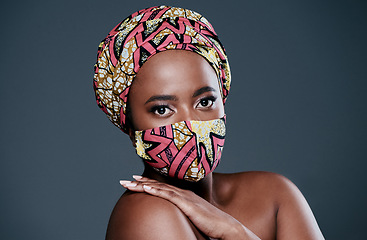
[{"left": 106, "top": 50, "right": 324, "bottom": 240}]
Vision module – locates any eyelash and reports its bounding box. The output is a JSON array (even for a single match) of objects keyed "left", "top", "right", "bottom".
[
  {"left": 149, "top": 104, "right": 172, "bottom": 116},
  {"left": 149, "top": 96, "right": 217, "bottom": 116},
  {"left": 197, "top": 96, "right": 217, "bottom": 108}
]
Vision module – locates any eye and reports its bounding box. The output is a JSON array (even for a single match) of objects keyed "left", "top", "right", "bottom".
[
  {"left": 197, "top": 96, "right": 216, "bottom": 109},
  {"left": 150, "top": 105, "right": 173, "bottom": 117},
  {"left": 200, "top": 99, "right": 211, "bottom": 107}
]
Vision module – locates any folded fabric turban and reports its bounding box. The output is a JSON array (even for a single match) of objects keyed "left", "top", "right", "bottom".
[{"left": 93, "top": 5, "right": 231, "bottom": 133}]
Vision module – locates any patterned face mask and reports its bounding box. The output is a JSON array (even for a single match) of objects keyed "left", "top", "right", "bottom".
[{"left": 134, "top": 117, "right": 226, "bottom": 182}]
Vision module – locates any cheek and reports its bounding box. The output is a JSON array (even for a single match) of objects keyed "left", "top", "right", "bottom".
[
  {"left": 215, "top": 98, "right": 225, "bottom": 116},
  {"left": 197, "top": 101, "right": 225, "bottom": 121},
  {"left": 128, "top": 97, "right": 145, "bottom": 130},
  {"left": 130, "top": 105, "right": 163, "bottom": 131},
  {"left": 130, "top": 107, "right": 149, "bottom": 131}
]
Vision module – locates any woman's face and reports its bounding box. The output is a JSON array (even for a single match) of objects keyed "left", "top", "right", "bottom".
[{"left": 128, "top": 50, "right": 225, "bottom": 131}]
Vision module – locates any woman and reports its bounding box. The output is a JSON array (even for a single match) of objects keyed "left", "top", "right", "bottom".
[{"left": 93, "top": 6, "right": 324, "bottom": 240}]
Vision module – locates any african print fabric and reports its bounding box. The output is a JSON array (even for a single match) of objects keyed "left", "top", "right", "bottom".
[
  {"left": 93, "top": 5, "right": 231, "bottom": 133},
  {"left": 135, "top": 117, "right": 226, "bottom": 182}
]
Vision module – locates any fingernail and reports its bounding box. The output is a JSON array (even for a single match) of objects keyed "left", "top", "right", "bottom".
[
  {"left": 132, "top": 175, "right": 143, "bottom": 180},
  {"left": 143, "top": 185, "right": 152, "bottom": 190},
  {"left": 119, "top": 180, "right": 137, "bottom": 187},
  {"left": 120, "top": 180, "right": 130, "bottom": 185}
]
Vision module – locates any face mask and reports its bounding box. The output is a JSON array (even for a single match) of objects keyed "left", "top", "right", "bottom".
[{"left": 134, "top": 116, "right": 226, "bottom": 182}]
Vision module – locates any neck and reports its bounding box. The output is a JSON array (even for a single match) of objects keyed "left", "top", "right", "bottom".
[{"left": 142, "top": 164, "right": 214, "bottom": 202}]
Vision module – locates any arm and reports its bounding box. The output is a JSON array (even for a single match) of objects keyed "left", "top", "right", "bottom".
[
  {"left": 275, "top": 175, "right": 324, "bottom": 240},
  {"left": 120, "top": 176, "right": 260, "bottom": 240}
]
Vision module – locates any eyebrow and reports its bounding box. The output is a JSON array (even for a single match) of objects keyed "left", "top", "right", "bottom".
[
  {"left": 192, "top": 86, "right": 216, "bottom": 98},
  {"left": 144, "top": 86, "right": 216, "bottom": 105},
  {"left": 145, "top": 95, "right": 178, "bottom": 104}
]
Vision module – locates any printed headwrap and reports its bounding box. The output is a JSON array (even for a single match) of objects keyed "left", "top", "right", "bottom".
[{"left": 93, "top": 5, "right": 231, "bottom": 133}]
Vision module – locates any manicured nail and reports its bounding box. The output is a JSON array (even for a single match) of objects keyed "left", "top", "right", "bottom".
[
  {"left": 143, "top": 185, "right": 152, "bottom": 190},
  {"left": 120, "top": 180, "right": 137, "bottom": 187},
  {"left": 120, "top": 180, "right": 130, "bottom": 185},
  {"left": 132, "top": 175, "right": 143, "bottom": 180}
]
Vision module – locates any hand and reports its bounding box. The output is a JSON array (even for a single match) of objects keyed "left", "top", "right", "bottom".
[{"left": 120, "top": 176, "right": 260, "bottom": 240}]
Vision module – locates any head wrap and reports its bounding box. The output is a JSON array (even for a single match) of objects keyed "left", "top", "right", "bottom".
[{"left": 93, "top": 5, "right": 231, "bottom": 133}]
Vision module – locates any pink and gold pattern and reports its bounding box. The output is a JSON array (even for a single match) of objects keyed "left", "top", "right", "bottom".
[
  {"left": 135, "top": 117, "right": 226, "bottom": 182},
  {"left": 93, "top": 6, "right": 231, "bottom": 133}
]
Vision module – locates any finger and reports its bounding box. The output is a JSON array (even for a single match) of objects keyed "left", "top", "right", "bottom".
[
  {"left": 141, "top": 184, "right": 185, "bottom": 204},
  {"left": 119, "top": 180, "right": 145, "bottom": 192},
  {"left": 138, "top": 180, "right": 183, "bottom": 193},
  {"left": 121, "top": 178, "right": 187, "bottom": 203},
  {"left": 120, "top": 178, "right": 177, "bottom": 193},
  {"left": 132, "top": 175, "right": 158, "bottom": 183}
]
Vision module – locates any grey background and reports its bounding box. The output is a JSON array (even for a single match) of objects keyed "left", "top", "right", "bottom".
[{"left": 1, "top": 0, "right": 366, "bottom": 239}]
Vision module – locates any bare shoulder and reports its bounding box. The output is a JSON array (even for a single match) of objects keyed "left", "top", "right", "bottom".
[
  {"left": 106, "top": 191, "right": 198, "bottom": 240},
  {"left": 215, "top": 170, "right": 319, "bottom": 216},
  {"left": 214, "top": 171, "right": 324, "bottom": 239}
]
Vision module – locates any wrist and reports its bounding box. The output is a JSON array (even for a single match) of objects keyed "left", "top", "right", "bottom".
[{"left": 221, "top": 220, "right": 260, "bottom": 240}]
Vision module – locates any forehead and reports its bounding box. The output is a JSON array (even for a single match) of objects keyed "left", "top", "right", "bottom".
[{"left": 131, "top": 50, "right": 220, "bottom": 95}]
